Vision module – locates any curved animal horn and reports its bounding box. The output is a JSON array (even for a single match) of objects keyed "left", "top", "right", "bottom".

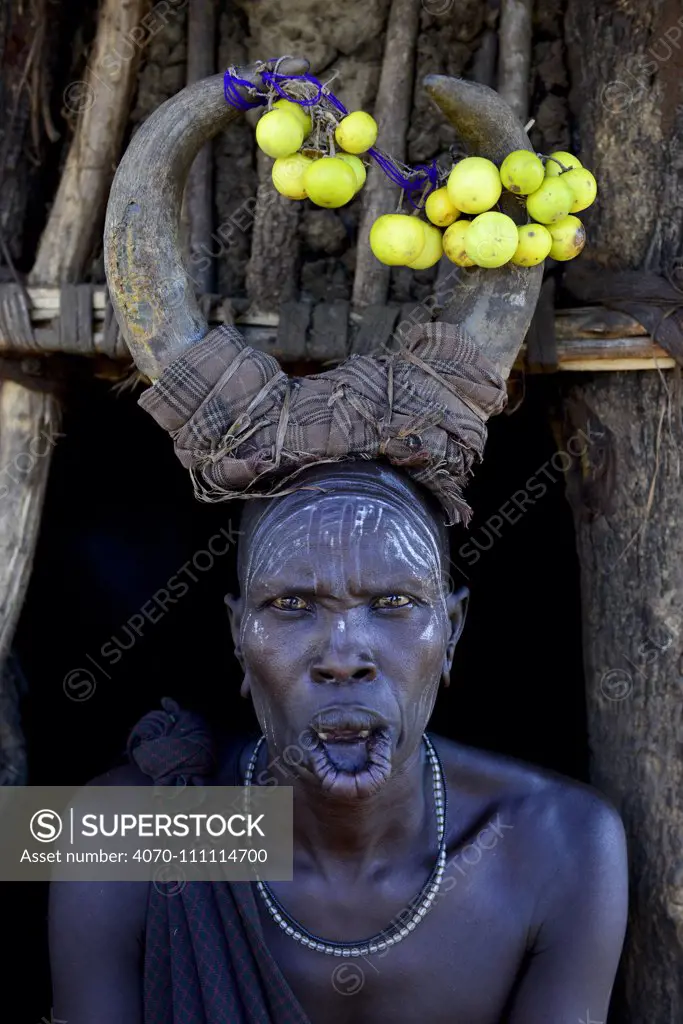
[
  {"left": 424, "top": 75, "right": 543, "bottom": 378},
  {"left": 103, "top": 57, "right": 309, "bottom": 381}
]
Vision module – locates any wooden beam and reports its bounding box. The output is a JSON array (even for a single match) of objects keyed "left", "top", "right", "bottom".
[
  {"left": 0, "top": 288, "right": 675, "bottom": 371},
  {"left": 554, "top": 307, "right": 648, "bottom": 340},
  {"left": 558, "top": 357, "right": 675, "bottom": 372},
  {"left": 514, "top": 333, "right": 675, "bottom": 372}
]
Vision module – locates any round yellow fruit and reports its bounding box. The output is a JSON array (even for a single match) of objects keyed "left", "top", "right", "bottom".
[
  {"left": 425, "top": 187, "right": 459, "bottom": 227},
  {"left": 447, "top": 157, "right": 502, "bottom": 215},
  {"left": 526, "top": 177, "right": 574, "bottom": 224},
  {"left": 255, "top": 109, "right": 304, "bottom": 159},
  {"left": 272, "top": 153, "right": 313, "bottom": 200},
  {"left": 465, "top": 212, "right": 518, "bottom": 268},
  {"left": 273, "top": 98, "right": 312, "bottom": 136},
  {"left": 335, "top": 111, "right": 378, "bottom": 154},
  {"left": 443, "top": 220, "right": 475, "bottom": 266},
  {"left": 407, "top": 222, "right": 443, "bottom": 269},
  {"left": 544, "top": 151, "right": 582, "bottom": 177},
  {"left": 303, "top": 157, "right": 357, "bottom": 208},
  {"left": 560, "top": 167, "right": 597, "bottom": 212},
  {"left": 510, "top": 223, "right": 553, "bottom": 266},
  {"left": 370, "top": 214, "right": 426, "bottom": 266},
  {"left": 337, "top": 153, "right": 366, "bottom": 191},
  {"left": 548, "top": 216, "right": 586, "bottom": 261},
  {"left": 500, "top": 150, "right": 545, "bottom": 195}
]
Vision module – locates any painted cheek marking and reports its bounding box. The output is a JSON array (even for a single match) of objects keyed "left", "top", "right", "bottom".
[
  {"left": 418, "top": 619, "right": 439, "bottom": 644},
  {"left": 253, "top": 693, "right": 277, "bottom": 750},
  {"left": 239, "top": 609, "right": 253, "bottom": 648},
  {"left": 250, "top": 619, "right": 265, "bottom": 642}
]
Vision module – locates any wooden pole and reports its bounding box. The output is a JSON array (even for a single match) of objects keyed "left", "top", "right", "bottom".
[
  {"left": 0, "top": 0, "right": 147, "bottom": 783},
  {"left": 351, "top": 0, "right": 422, "bottom": 309},
  {"left": 0, "top": 380, "right": 59, "bottom": 669},
  {"left": 0, "top": 0, "right": 46, "bottom": 270},
  {"left": 0, "top": 652, "right": 27, "bottom": 784},
  {"left": 0, "top": 0, "right": 53, "bottom": 785},
  {"left": 560, "top": 1, "right": 683, "bottom": 1019},
  {"left": 497, "top": 0, "right": 532, "bottom": 123},
  {"left": 245, "top": 23, "right": 303, "bottom": 314},
  {"left": 246, "top": 151, "right": 300, "bottom": 313},
  {"left": 29, "top": 0, "right": 148, "bottom": 284}
]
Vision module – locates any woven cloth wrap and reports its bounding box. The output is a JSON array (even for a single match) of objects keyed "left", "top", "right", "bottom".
[
  {"left": 138, "top": 320, "right": 508, "bottom": 525},
  {"left": 127, "top": 698, "right": 312, "bottom": 1024}
]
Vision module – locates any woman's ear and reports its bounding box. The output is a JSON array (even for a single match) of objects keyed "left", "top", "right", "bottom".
[
  {"left": 225, "top": 592, "right": 250, "bottom": 697},
  {"left": 442, "top": 585, "right": 469, "bottom": 688},
  {"left": 224, "top": 592, "right": 243, "bottom": 656}
]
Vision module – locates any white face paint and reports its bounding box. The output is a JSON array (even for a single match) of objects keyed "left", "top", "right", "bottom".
[
  {"left": 242, "top": 494, "right": 444, "bottom": 612},
  {"left": 418, "top": 619, "right": 439, "bottom": 644}
]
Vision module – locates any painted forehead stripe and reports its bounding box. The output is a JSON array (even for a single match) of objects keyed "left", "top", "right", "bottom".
[{"left": 243, "top": 484, "right": 443, "bottom": 592}]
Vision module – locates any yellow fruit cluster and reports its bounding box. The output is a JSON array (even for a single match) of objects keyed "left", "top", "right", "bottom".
[
  {"left": 254, "top": 94, "right": 594, "bottom": 272},
  {"left": 370, "top": 149, "right": 596, "bottom": 271},
  {"left": 256, "top": 101, "right": 377, "bottom": 209}
]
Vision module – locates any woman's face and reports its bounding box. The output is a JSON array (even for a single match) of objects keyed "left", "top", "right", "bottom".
[{"left": 227, "top": 489, "right": 466, "bottom": 801}]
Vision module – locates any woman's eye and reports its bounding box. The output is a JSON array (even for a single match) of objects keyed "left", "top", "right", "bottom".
[
  {"left": 271, "top": 596, "right": 310, "bottom": 611},
  {"left": 373, "top": 595, "right": 413, "bottom": 609}
]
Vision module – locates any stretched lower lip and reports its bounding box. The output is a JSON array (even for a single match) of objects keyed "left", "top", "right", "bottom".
[{"left": 305, "top": 724, "right": 394, "bottom": 797}]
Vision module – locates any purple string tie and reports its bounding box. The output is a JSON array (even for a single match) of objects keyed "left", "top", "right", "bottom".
[
  {"left": 223, "top": 65, "right": 440, "bottom": 204},
  {"left": 223, "top": 69, "right": 267, "bottom": 110}
]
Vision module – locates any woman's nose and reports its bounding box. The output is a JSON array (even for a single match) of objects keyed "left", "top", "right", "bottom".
[
  {"left": 311, "top": 657, "right": 378, "bottom": 684},
  {"left": 310, "top": 616, "right": 377, "bottom": 683}
]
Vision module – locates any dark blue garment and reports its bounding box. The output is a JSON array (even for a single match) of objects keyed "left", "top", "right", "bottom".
[{"left": 127, "top": 698, "right": 310, "bottom": 1024}]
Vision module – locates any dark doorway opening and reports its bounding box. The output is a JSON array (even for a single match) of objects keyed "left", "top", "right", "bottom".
[{"left": 10, "top": 370, "right": 587, "bottom": 1021}]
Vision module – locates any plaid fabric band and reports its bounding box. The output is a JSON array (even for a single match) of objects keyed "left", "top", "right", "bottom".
[{"left": 138, "top": 321, "right": 507, "bottom": 525}]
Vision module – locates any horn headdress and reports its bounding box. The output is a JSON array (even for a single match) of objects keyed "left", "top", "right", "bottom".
[{"left": 104, "top": 60, "right": 542, "bottom": 524}]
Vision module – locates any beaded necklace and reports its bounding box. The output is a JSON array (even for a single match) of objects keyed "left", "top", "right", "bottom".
[{"left": 244, "top": 733, "right": 447, "bottom": 957}]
